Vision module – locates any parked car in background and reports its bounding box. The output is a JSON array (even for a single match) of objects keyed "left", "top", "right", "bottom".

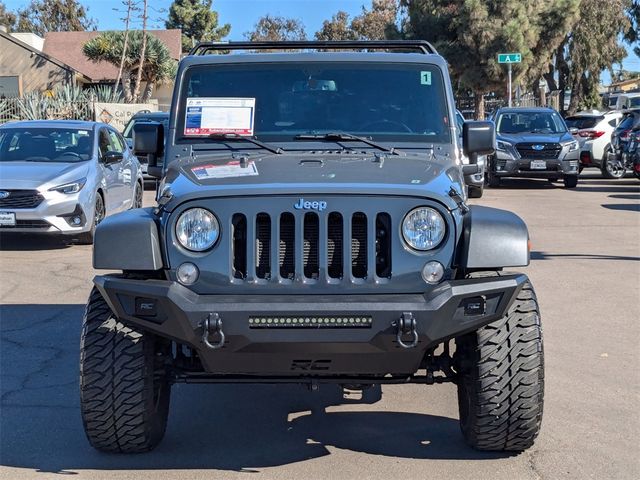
[
  {"left": 615, "top": 93, "right": 640, "bottom": 111},
  {"left": 123, "top": 110, "right": 169, "bottom": 186},
  {"left": 565, "top": 110, "right": 623, "bottom": 177},
  {"left": 455, "top": 109, "right": 485, "bottom": 198},
  {"left": 487, "top": 107, "right": 580, "bottom": 188},
  {"left": 0, "top": 120, "right": 143, "bottom": 243},
  {"left": 607, "top": 109, "right": 640, "bottom": 178}
]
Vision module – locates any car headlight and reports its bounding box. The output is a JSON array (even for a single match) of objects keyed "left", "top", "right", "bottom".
[
  {"left": 567, "top": 141, "right": 579, "bottom": 152},
  {"left": 175, "top": 208, "right": 220, "bottom": 252},
  {"left": 496, "top": 140, "right": 511, "bottom": 151},
  {"left": 402, "top": 207, "right": 446, "bottom": 251},
  {"left": 49, "top": 178, "right": 86, "bottom": 194}
]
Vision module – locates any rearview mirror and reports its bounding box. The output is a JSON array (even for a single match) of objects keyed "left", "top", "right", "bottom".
[
  {"left": 133, "top": 121, "right": 164, "bottom": 179},
  {"left": 463, "top": 121, "right": 496, "bottom": 163}
]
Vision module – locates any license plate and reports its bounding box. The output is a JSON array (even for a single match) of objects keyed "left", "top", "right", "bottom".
[
  {"left": 0, "top": 212, "right": 16, "bottom": 226},
  {"left": 530, "top": 160, "right": 547, "bottom": 170}
]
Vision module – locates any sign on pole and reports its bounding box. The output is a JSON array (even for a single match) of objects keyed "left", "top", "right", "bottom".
[
  {"left": 498, "top": 53, "right": 522, "bottom": 64},
  {"left": 498, "top": 53, "right": 521, "bottom": 107}
]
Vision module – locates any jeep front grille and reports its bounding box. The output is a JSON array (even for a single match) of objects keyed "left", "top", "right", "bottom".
[{"left": 229, "top": 210, "right": 391, "bottom": 282}]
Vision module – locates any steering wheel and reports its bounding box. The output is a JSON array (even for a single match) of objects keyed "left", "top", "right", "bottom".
[
  {"left": 358, "top": 120, "right": 412, "bottom": 133},
  {"left": 59, "top": 151, "right": 82, "bottom": 159}
]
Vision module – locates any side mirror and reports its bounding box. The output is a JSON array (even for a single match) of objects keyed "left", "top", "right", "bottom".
[
  {"left": 133, "top": 121, "right": 164, "bottom": 179},
  {"left": 102, "top": 151, "right": 123, "bottom": 165},
  {"left": 569, "top": 127, "right": 579, "bottom": 135},
  {"left": 463, "top": 121, "right": 495, "bottom": 164}
]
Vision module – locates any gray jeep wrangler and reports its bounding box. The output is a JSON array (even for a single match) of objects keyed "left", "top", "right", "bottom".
[{"left": 80, "top": 41, "right": 544, "bottom": 453}]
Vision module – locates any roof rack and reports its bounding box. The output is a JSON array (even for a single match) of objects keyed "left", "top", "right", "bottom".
[{"left": 189, "top": 40, "right": 437, "bottom": 56}]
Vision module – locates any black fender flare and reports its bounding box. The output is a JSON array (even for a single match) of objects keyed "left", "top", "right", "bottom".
[
  {"left": 93, "top": 207, "right": 163, "bottom": 271},
  {"left": 457, "top": 205, "right": 529, "bottom": 269}
]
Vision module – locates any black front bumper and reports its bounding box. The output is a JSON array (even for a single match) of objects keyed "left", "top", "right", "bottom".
[{"left": 94, "top": 274, "right": 528, "bottom": 378}]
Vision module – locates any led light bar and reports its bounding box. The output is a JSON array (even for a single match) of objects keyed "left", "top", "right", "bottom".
[{"left": 248, "top": 316, "right": 373, "bottom": 329}]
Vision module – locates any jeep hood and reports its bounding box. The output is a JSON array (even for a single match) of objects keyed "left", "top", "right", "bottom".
[{"left": 161, "top": 151, "right": 464, "bottom": 211}]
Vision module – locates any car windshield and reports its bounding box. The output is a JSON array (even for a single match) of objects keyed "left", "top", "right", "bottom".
[
  {"left": 179, "top": 62, "right": 451, "bottom": 145},
  {"left": 0, "top": 127, "right": 94, "bottom": 162},
  {"left": 497, "top": 111, "right": 567, "bottom": 134},
  {"left": 123, "top": 116, "right": 169, "bottom": 139},
  {"left": 565, "top": 116, "right": 602, "bottom": 129}
]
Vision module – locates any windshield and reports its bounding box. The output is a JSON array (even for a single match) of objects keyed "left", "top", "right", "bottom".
[
  {"left": 496, "top": 111, "right": 567, "bottom": 134},
  {"left": 123, "top": 116, "right": 169, "bottom": 139},
  {"left": 565, "top": 116, "right": 602, "bottom": 129},
  {"left": 0, "top": 127, "right": 93, "bottom": 162},
  {"left": 180, "top": 62, "right": 451, "bottom": 144}
]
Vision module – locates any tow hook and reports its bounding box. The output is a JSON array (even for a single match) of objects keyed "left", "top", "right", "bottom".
[
  {"left": 201, "top": 312, "right": 225, "bottom": 350},
  {"left": 394, "top": 312, "right": 419, "bottom": 349}
]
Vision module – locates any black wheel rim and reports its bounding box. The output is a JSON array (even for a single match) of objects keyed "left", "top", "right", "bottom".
[{"left": 95, "top": 195, "right": 105, "bottom": 226}]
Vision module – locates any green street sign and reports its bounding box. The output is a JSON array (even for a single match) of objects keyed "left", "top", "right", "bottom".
[{"left": 498, "top": 53, "right": 522, "bottom": 64}]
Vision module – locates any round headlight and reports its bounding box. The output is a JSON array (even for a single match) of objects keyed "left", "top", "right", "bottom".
[
  {"left": 402, "top": 207, "right": 446, "bottom": 251},
  {"left": 175, "top": 208, "right": 219, "bottom": 252}
]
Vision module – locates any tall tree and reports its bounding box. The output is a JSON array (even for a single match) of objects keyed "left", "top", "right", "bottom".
[
  {"left": 401, "top": 0, "right": 580, "bottom": 119},
  {"left": 315, "top": 1, "right": 399, "bottom": 41},
  {"left": 114, "top": 0, "right": 138, "bottom": 94},
  {"left": 166, "top": 0, "right": 230, "bottom": 53},
  {"left": 83, "top": 31, "right": 177, "bottom": 102},
  {"left": 132, "top": 0, "right": 148, "bottom": 103},
  {"left": 15, "top": 0, "right": 95, "bottom": 36},
  {"left": 626, "top": 0, "right": 640, "bottom": 57},
  {"left": 245, "top": 15, "right": 306, "bottom": 42},
  {"left": 560, "top": 0, "right": 630, "bottom": 113},
  {"left": 0, "top": 1, "right": 16, "bottom": 31}
]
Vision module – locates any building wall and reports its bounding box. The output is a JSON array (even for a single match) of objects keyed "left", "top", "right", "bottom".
[{"left": 0, "top": 35, "right": 77, "bottom": 97}]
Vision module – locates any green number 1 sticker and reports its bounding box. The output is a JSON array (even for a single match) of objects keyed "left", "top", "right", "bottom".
[{"left": 420, "top": 71, "right": 432, "bottom": 85}]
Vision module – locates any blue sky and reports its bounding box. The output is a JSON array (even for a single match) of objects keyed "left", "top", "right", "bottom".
[{"left": 4, "top": 0, "right": 638, "bottom": 85}]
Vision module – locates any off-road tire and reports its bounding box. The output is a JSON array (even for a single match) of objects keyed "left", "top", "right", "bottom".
[
  {"left": 80, "top": 288, "right": 171, "bottom": 453},
  {"left": 455, "top": 276, "right": 544, "bottom": 451},
  {"left": 563, "top": 175, "right": 578, "bottom": 189}
]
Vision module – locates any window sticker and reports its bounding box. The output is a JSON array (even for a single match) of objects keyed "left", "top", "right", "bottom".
[
  {"left": 184, "top": 97, "right": 256, "bottom": 136},
  {"left": 420, "top": 71, "right": 432, "bottom": 85},
  {"left": 191, "top": 161, "right": 259, "bottom": 180}
]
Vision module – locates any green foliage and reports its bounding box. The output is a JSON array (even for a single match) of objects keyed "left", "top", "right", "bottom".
[
  {"left": 15, "top": 0, "right": 96, "bottom": 36},
  {"left": 626, "top": 0, "right": 640, "bottom": 57},
  {"left": 401, "top": 0, "right": 581, "bottom": 117},
  {"left": 0, "top": 1, "right": 16, "bottom": 31},
  {"left": 83, "top": 30, "right": 177, "bottom": 102},
  {"left": 315, "top": 1, "right": 399, "bottom": 41},
  {"left": 244, "top": 15, "right": 306, "bottom": 42},
  {"left": 166, "top": 0, "right": 230, "bottom": 52}
]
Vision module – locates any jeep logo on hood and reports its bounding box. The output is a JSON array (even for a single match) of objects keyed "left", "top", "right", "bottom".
[{"left": 294, "top": 198, "right": 327, "bottom": 211}]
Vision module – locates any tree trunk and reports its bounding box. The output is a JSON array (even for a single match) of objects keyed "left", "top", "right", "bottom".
[
  {"left": 132, "top": 0, "right": 148, "bottom": 103},
  {"left": 121, "top": 69, "right": 133, "bottom": 103},
  {"left": 142, "top": 81, "right": 153, "bottom": 103},
  {"left": 115, "top": 0, "right": 133, "bottom": 93},
  {"left": 567, "top": 73, "right": 583, "bottom": 116},
  {"left": 474, "top": 90, "right": 485, "bottom": 120}
]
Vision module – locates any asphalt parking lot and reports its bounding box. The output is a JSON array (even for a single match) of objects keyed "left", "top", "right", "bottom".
[{"left": 1, "top": 173, "right": 639, "bottom": 480}]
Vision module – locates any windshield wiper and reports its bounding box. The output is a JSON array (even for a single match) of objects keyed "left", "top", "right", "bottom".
[
  {"left": 294, "top": 132, "right": 401, "bottom": 155},
  {"left": 206, "top": 133, "right": 284, "bottom": 154}
]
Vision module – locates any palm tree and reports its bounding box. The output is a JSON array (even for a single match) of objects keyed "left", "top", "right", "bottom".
[{"left": 83, "top": 30, "right": 177, "bottom": 103}]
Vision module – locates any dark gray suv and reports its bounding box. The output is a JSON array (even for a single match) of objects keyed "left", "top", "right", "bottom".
[
  {"left": 80, "top": 41, "right": 544, "bottom": 454},
  {"left": 488, "top": 107, "right": 580, "bottom": 188}
]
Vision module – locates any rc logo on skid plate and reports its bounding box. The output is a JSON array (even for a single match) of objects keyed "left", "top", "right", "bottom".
[
  {"left": 0, "top": 191, "right": 10, "bottom": 199},
  {"left": 532, "top": 144, "right": 545, "bottom": 151},
  {"left": 294, "top": 198, "right": 327, "bottom": 211}
]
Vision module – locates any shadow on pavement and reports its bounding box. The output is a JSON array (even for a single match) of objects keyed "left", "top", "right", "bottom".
[
  {"left": 608, "top": 194, "right": 640, "bottom": 201},
  {"left": 1, "top": 304, "right": 508, "bottom": 476},
  {"left": 531, "top": 251, "right": 640, "bottom": 262},
  {"left": 602, "top": 203, "right": 640, "bottom": 212},
  {"left": 0, "top": 232, "right": 76, "bottom": 251}
]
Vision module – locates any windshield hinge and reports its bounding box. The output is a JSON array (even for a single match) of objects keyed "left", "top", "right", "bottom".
[
  {"left": 232, "top": 152, "right": 250, "bottom": 168},
  {"left": 448, "top": 186, "right": 469, "bottom": 214},
  {"left": 154, "top": 188, "right": 173, "bottom": 215}
]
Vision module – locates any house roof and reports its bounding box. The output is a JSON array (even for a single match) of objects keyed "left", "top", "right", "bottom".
[
  {"left": 43, "top": 30, "right": 182, "bottom": 82},
  {"left": 0, "top": 29, "right": 90, "bottom": 82}
]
